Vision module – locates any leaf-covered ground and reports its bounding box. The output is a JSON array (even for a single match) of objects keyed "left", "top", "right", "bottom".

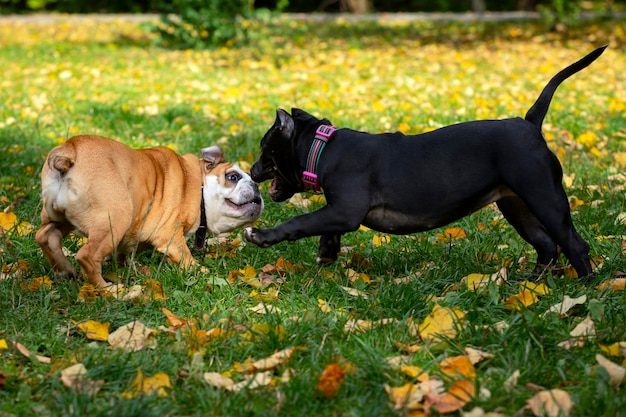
[{"left": 0, "top": 15, "right": 625, "bottom": 417}]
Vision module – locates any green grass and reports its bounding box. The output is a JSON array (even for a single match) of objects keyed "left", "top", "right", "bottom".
[{"left": 1, "top": 15, "right": 626, "bottom": 416}]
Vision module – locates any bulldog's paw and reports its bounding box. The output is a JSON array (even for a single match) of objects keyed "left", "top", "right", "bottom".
[{"left": 244, "top": 227, "right": 273, "bottom": 248}]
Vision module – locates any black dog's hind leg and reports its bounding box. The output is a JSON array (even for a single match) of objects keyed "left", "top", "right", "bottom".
[
  {"left": 318, "top": 234, "right": 341, "bottom": 264},
  {"left": 497, "top": 196, "right": 559, "bottom": 275}
]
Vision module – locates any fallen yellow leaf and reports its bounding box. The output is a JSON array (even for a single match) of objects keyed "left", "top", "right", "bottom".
[
  {"left": 505, "top": 289, "right": 539, "bottom": 310},
  {"left": 437, "top": 227, "right": 467, "bottom": 242},
  {"left": 519, "top": 281, "right": 549, "bottom": 295},
  {"left": 613, "top": 152, "right": 626, "bottom": 168},
  {"left": 373, "top": 234, "right": 391, "bottom": 246},
  {"left": 595, "top": 278, "right": 626, "bottom": 291},
  {"left": 318, "top": 299, "right": 333, "bottom": 313},
  {"left": 21, "top": 276, "right": 52, "bottom": 292},
  {"left": 143, "top": 279, "right": 166, "bottom": 300},
  {"left": 427, "top": 379, "right": 475, "bottom": 414},
  {"left": 162, "top": 307, "right": 193, "bottom": 329},
  {"left": 0, "top": 212, "right": 17, "bottom": 234},
  {"left": 78, "top": 284, "right": 99, "bottom": 302},
  {"left": 438, "top": 355, "right": 476, "bottom": 379},
  {"left": 317, "top": 361, "right": 356, "bottom": 398},
  {"left": 418, "top": 304, "right": 465, "bottom": 342},
  {"left": 599, "top": 342, "right": 626, "bottom": 358},
  {"left": 121, "top": 369, "right": 171, "bottom": 399},
  {"left": 385, "top": 382, "right": 428, "bottom": 411},
  {"left": 76, "top": 320, "right": 110, "bottom": 341}
]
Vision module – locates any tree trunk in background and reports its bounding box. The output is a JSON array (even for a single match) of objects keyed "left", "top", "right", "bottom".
[
  {"left": 517, "top": 0, "right": 538, "bottom": 11},
  {"left": 341, "top": 0, "right": 370, "bottom": 13},
  {"left": 472, "top": 0, "right": 486, "bottom": 14}
]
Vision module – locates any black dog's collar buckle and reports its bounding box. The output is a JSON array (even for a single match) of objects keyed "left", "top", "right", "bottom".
[{"left": 303, "top": 124, "right": 337, "bottom": 192}]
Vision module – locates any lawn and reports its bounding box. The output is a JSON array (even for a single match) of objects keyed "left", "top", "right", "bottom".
[{"left": 0, "top": 14, "right": 625, "bottom": 417}]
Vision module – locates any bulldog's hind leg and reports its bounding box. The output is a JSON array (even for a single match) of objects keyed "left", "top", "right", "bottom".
[
  {"left": 36, "top": 220, "right": 77, "bottom": 278},
  {"left": 496, "top": 196, "right": 559, "bottom": 274},
  {"left": 75, "top": 217, "right": 131, "bottom": 288}
]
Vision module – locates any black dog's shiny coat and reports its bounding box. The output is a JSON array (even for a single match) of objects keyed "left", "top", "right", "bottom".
[{"left": 245, "top": 46, "right": 607, "bottom": 280}]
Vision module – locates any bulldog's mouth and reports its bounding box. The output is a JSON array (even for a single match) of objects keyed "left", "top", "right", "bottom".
[{"left": 225, "top": 196, "right": 263, "bottom": 212}]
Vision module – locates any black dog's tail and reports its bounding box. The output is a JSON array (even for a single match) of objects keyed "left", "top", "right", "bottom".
[{"left": 525, "top": 45, "right": 607, "bottom": 129}]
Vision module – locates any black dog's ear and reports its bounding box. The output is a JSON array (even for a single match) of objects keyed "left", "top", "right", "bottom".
[
  {"left": 290, "top": 108, "right": 311, "bottom": 119},
  {"left": 290, "top": 108, "right": 333, "bottom": 126},
  {"left": 275, "top": 108, "right": 295, "bottom": 139}
]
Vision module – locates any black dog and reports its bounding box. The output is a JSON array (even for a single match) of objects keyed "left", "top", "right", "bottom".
[{"left": 245, "top": 46, "right": 607, "bottom": 280}]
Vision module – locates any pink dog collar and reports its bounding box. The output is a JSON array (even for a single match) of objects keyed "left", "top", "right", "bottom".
[{"left": 302, "top": 125, "right": 336, "bottom": 192}]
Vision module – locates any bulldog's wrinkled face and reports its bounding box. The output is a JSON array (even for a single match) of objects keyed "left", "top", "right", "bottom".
[
  {"left": 201, "top": 146, "right": 263, "bottom": 236},
  {"left": 250, "top": 109, "right": 301, "bottom": 202}
]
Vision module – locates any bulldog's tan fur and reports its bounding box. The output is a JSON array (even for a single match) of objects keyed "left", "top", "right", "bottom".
[{"left": 36, "top": 135, "right": 262, "bottom": 288}]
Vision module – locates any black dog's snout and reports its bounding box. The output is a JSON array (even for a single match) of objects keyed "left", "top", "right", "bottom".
[{"left": 250, "top": 162, "right": 271, "bottom": 183}]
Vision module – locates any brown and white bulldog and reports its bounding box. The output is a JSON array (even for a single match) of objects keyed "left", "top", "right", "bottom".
[{"left": 35, "top": 135, "right": 263, "bottom": 288}]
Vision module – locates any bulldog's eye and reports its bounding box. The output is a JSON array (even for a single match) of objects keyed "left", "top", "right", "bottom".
[{"left": 226, "top": 172, "right": 242, "bottom": 183}]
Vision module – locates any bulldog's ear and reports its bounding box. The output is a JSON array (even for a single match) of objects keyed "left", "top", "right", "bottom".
[
  {"left": 201, "top": 145, "right": 224, "bottom": 169},
  {"left": 275, "top": 108, "right": 295, "bottom": 139}
]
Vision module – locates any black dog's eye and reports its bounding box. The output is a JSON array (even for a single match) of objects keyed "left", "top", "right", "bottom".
[{"left": 226, "top": 172, "right": 242, "bottom": 183}]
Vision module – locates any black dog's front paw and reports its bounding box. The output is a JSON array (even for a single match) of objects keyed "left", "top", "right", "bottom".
[
  {"left": 317, "top": 234, "right": 341, "bottom": 264},
  {"left": 244, "top": 227, "right": 274, "bottom": 248}
]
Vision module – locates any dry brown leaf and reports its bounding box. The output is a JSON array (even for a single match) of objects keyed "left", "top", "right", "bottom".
[
  {"left": 11, "top": 340, "right": 51, "bottom": 364},
  {"left": 344, "top": 318, "right": 395, "bottom": 333},
  {"left": 569, "top": 316, "right": 596, "bottom": 338},
  {"left": 464, "top": 347, "right": 494, "bottom": 365},
  {"left": 542, "top": 295, "right": 586, "bottom": 317},
  {"left": 503, "top": 369, "right": 520, "bottom": 392},
  {"left": 203, "top": 372, "right": 235, "bottom": 389},
  {"left": 60, "top": 363, "right": 104, "bottom": 394},
  {"left": 385, "top": 382, "right": 427, "bottom": 411},
  {"left": 250, "top": 346, "right": 300, "bottom": 372},
  {"left": 248, "top": 302, "right": 282, "bottom": 314},
  {"left": 120, "top": 284, "right": 144, "bottom": 301},
  {"left": 595, "top": 278, "right": 626, "bottom": 291},
  {"left": 60, "top": 363, "right": 87, "bottom": 388},
  {"left": 227, "top": 371, "right": 273, "bottom": 392},
  {"left": 557, "top": 338, "right": 586, "bottom": 350},
  {"left": 393, "top": 340, "right": 422, "bottom": 354},
  {"left": 340, "top": 286, "right": 369, "bottom": 298},
  {"left": 526, "top": 389, "right": 573, "bottom": 417},
  {"left": 462, "top": 407, "right": 507, "bottom": 417},
  {"left": 596, "top": 354, "right": 626, "bottom": 385},
  {"left": 288, "top": 193, "right": 312, "bottom": 209},
  {"left": 108, "top": 320, "right": 157, "bottom": 352}
]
